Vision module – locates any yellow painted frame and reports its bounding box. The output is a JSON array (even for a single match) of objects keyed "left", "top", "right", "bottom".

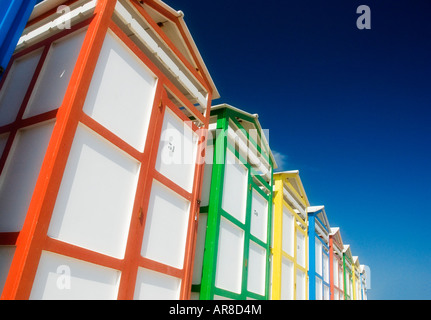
[
  {"left": 271, "top": 172, "right": 309, "bottom": 300},
  {"left": 352, "top": 256, "right": 361, "bottom": 300}
]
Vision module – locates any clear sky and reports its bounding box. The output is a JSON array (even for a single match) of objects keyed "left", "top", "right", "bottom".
[{"left": 164, "top": 0, "right": 431, "bottom": 300}]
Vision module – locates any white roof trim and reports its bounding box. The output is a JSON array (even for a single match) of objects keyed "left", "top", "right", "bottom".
[
  {"left": 152, "top": 0, "right": 220, "bottom": 99},
  {"left": 211, "top": 103, "right": 277, "bottom": 168}
]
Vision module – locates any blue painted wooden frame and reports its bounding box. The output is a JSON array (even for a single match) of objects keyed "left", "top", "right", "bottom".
[
  {"left": 308, "top": 210, "right": 331, "bottom": 300},
  {"left": 360, "top": 269, "right": 367, "bottom": 300},
  {"left": 0, "top": 0, "right": 39, "bottom": 80}
]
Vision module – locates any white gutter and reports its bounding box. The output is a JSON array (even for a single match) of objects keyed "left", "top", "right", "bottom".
[
  {"left": 315, "top": 220, "right": 329, "bottom": 244},
  {"left": 151, "top": 0, "right": 220, "bottom": 99},
  {"left": 283, "top": 186, "right": 306, "bottom": 219},
  {"left": 17, "top": 0, "right": 97, "bottom": 48},
  {"left": 333, "top": 243, "right": 343, "bottom": 257},
  {"left": 115, "top": 1, "right": 207, "bottom": 109}
]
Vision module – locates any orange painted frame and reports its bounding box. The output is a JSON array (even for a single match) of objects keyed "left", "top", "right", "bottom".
[
  {"left": 0, "top": 19, "right": 87, "bottom": 270},
  {"left": 118, "top": 88, "right": 208, "bottom": 299},
  {"left": 1, "top": 0, "right": 212, "bottom": 300},
  {"left": 1, "top": 0, "right": 118, "bottom": 300},
  {"left": 130, "top": 0, "right": 212, "bottom": 95},
  {"left": 329, "top": 234, "right": 344, "bottom": 300},
  {"left": 107, "top": 18, "right": 212, "bottom": 299}
]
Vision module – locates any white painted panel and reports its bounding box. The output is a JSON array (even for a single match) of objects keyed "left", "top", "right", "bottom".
[
  {"left": 0, "top": 121, "right": 54, "bottom": 232},
  {"left": 280, "top": 257, "right": 293, "bottom": 300},
  {"left": 315, "top": 238, "right": 322, "bottom": 276},
  {"left": 316, "top": 276, "right": 323, "bottom": 300},
  {"left": 0, "top": 49, "right": 42, "bottom": 126},
  {"left": 355, "top": 278, "right": 361, "bottom": 300},
  {"left": 324, "top": 284, "right": 330, "bottom": 300},
  {"left": 282, "top": 207, "right": 294, "bottom": 256},
  {"left": 333, "top": 259, "right": 339, "bottom": 287},
  {"left": 200, "top": 143, "right": 213, "bottom": 207},
  {"left": 215, "top": 217, "right": 244, "bottom": 294},
  {"left": 247, "top": 241, "right": 266, "bottom": 296},
  {"left": 25, "top": 29, "right": 86, "bottom": 118},
  {"left": 221, "top": 149, "right": 248, "bottom": 224},
  {"left": 250, "top": 189, "right": 268, "bottom": 243},
  {"left": 155, "top": 108, "right": 198, "bottom": 193},
  {"left": 141, "top": 180, "right": 190, "bottom": 269},
  {"left": 296, "top": 232, "right": 306, "bottom": 268},
  {"left": 0, "top": 246, "right": 15, "bottom": 294},
  {"left": 296, "top": 269, "right": 306, "bottom": 300},
  {"left": 30, "top": 251, "right": 120, "bottom": 300},
  {"left": 48, "top": 124, "right": 140, "bottom": 259},
  {"left": 346, "top": 277, "right": 350, "bottom": 295},
  {"left": 134, "top": 268, "right": 181, "bottom": 300},
  {"left": 83, "top": 31, "right": 157, "bottom": 152},
  {"left": 339, "top": 266, "right": 344, "bottom": 290},
  {"left": 323, "top": 253, "right": 329, "bottom": 282},
  {"left": 192, "top": 213, "right": 207, "bottom": 285}
]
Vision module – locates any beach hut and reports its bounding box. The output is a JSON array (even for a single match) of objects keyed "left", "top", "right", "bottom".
[
  {"left": 308, "top": 206, "right": 331, "bottom": 300},
  {"left": 360, "top": 265, "right": 368, "bottom": 300},
  {"left": 353, "top": 256, "right": 361, "bottom": 300},
  {"left": 0, "top": 0, "right": 218, "bottom": 300},
  {"left": 191, "top": 104, "right": 275, "bottom": 300},
  {"left": 342, "top": 245, "right": 354, "bottom": 300},
  {"left": 270, "top": 171, "right": 309, "bottom": 300},
  {"left": 329, "top": 227, "right": 344, "bottom": 300}
]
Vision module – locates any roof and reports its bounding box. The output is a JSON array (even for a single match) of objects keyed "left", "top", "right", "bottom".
[
  {"left": 211, "top": 103, "right": 258, "bottom": 122},
  {"left": 29, "top": 0, "right": 65, "bottom": 20},
  {"left": 307, "top": 205, "right": 330, "bottom": 231},
  {"left": 29, "top": 0, "right": 220, "bottom": 101},
  {"left": 274, "top": 170, "right": 310, "bottom": 207},
  {"left": 353, "top": 256, "right": 360, "bottom": 267},
  {"left": 360, "top": 265, "right": 368, "bottom": 275},
  {"left": 330, "top": 227, "right": 339, "bottom": 235},
  {"left": 141, "top": 0, "right": 220, "bottom": 99},
  {"left": 343, "top": 244, "right": 353, "bottom": 259},
  {"left": 330, "top": 227, "right": 344, "bottom": 248},
  {"left": 211, "top": 103, "right": 277, "bottom": 168}
]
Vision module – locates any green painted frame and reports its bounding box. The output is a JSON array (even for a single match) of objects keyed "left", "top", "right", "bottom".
[
  {"left": 343, "top": 252, "right": 353, "bottom": 300},
  {"left": 192, "top": 106, "right": 274, "bottom": 300}
]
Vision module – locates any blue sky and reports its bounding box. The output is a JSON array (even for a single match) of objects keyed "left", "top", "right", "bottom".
[{"left": 164, "top": 0, "right": 431, "bottom": 299}]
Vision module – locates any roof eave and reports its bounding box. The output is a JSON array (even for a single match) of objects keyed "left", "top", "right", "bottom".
[{"left": 152, "top": 0, "right": 220, "bottom": 99}]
